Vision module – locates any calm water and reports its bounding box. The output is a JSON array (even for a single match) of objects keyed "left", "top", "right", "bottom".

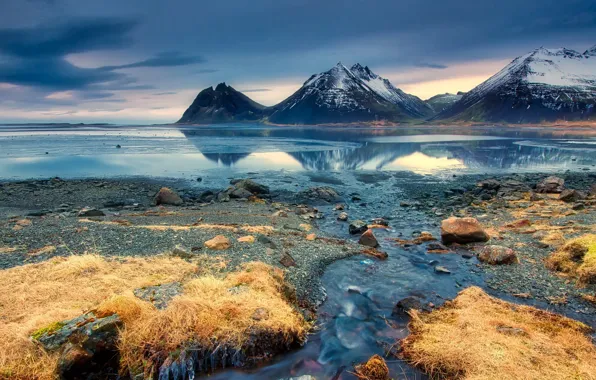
[
  {"left": 1, "top": 124, "right": 595, "bottom": 379},
  {"left": 0, "top": 124, "right": 595, "bottom": 180}
]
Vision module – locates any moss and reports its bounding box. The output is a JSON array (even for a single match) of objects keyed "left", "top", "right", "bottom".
[
  {"left": 546, "top": 234, "right": 596, "bottom": 284},
  {"left": 31, "top": 321, "right": 66, "bottom": 340}
]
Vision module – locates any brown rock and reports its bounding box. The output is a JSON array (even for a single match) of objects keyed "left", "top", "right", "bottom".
[
  {"left": 306, "top": 233, "right": 316, "bottom": 241},
  {"left": 237, "top": 235, "right": 255, "bottom": 244},
  {"left": 535, "top": 176, "right": 565, "bottom": 194},
  {"left": 559, "top": 189, "right": 586, "bottom": 203},
  {"left": 279, "top": 251, "right": 297, "bottom": 267},
  {"left": 441, "top": 217, "right": 489, "bottom": 244},
  {"left": 204, "top": 235, "right": 231, "bottom": 250},
  {"left": 337, "top": 212, "right": 349, "bottom": 221},
  {"left": 359, "top": 229, "right": 379, "bottom": 248},
  {"left": 418, "top": 231, "right": 435, "bottom": 242},
  {"left": 503, "top": 219, "right": 532, "bottom": 229},
  {"left": 478, "top": 245, "right": 517, "bottom": 265},
  {"left": 154, "top": 187, "right": 183, "bottom": 206}
]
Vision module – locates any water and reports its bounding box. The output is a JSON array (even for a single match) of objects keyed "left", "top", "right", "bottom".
[
  {"left": 0, "top": 124, "right": 595, "bottom": 180},
  {"left": 2, "top": 124, "right": 595, "bottom": 379}
]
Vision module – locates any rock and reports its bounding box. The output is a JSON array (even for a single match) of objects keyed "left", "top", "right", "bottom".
[
  {"left": 216, "top": 191, "right": 230, "bottom": 202},
  {"left": 279, "top": 251, "right": 297, "bottom": 267},
  {"left": 371, "top": 217, "right": 389, "bottom": 226},
  {"left": 427, "top": 242, "right": 450, "bottom": 253},
  {"left": 271, "top": 210, "right": 288, "bottom": 217},
  {"left": 115, "top": 144, "right": 121, "bottom": 148},
  {"left": 154, "top": 187, "right": 183, "bottom": 206},
  {"left": 434, "top": 266, "right": 451, "bottom": 274},
  {"left": 478, "top": 245, "right": 518, "bottom": 265},
  {"left": 229, "top": 187, "right": 253, "bottom": 199},
  {"left": 536, "top": 176, "right": 565, "bottom": 193},
  {"left": 590, "top": 184, "right": 596, "bottom": 197},
  {"left": 359, "top": 230, "right": 379, "bottom": 248},
  {"left": 172, "top": 246, "right": 193, "bottom": 259},
  {"left": 529, "top": 192, "right": 542, "bottom": 201},
  {"left": 392, "top": 296, "right": 428, "bottom": 316},
  {"left": 204, "top": 235, "right": 231, "bottom": 250},
  {"left": 251, "top": 307, "right": 270, "bottom": 321},
  {"left": 257, "top": 235, "right": 276, "bottom": 248},
  {"left": 306, "top": 233, "right": 316, "bottom": 241},
  {"left": 477, "top": 179, "right": 500, "bottom": 190},
  {"left": 302, "top": 186, "right": 341, "bottom": 202},
  {"left": 559, "top": 189, "right": 586, "bottom": 203},
  {"left": 230, "top": 179, "right": 270, "bottom": 195},
  {"left": 337, "top": 212, "right": 349, "bottom": 221},
  {"left": 503, "top": 219, "right": 532, "bottom": 229},
  {"left": 572, "top": 203, "right": 585, "bottom": 211},
  {"left": 77, "top": 207, "right": 105, "bottom": 217},
  {"left": 133, "top": 282, "right": 182, "bottom": 309},
  {"left": 440, "top": 217, "right": 489, "bottom": 244},
  {"left": 349, "top": 220, "right": 368, "bottom": 235},
  {"left": 238, "top": 235, "right": 255, "bottom": 243},
  {"left": 418, "top": 231, "right": 435, "bottom": 242},
  {"left": 334, "top": 203, "right": 345, "bottom": 210}
]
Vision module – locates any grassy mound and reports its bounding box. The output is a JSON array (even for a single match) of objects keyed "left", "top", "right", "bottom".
[
  {"left": 0, "top": 255, "right": 307, "bottom": 379},
  {"left": 354, "top": 354, "right": 390, "bottom": 380},
  {"left": 401, "top": 286, "right": 596, "bottom": 380},
  {"left": 546, "top": 234, "right": 596, "bottom": 284}
]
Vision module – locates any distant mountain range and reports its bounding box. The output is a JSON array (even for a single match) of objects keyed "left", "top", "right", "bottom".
[{"left": 178, "top": 45, "right": 596, "bottom": 125}]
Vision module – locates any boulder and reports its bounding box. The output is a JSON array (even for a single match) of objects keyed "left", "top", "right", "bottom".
[
  {"left": 349, "top": 220, "right": 368, "bottom": 235},
  {"left": 154, "top": 187, "right": 183, "bottom": 206},
  {"left": 477, "top": 179, "right": 501, "bottom": 190},
  {"left": 535, "top": 176, "right": 565, "bottom": 194},
  {"left": 559, "top": 189, "right": 586, "bottom": 203},
  {"left": 230, "top": 179, "right": 270, "bottom": 195},
  {"left": 440, "top": 217, "right": 489, "bottom": 244},
  {"left": 478, "top": 245, "right": 517, "bottom": 265},
  {"left": 204, "top": 235, "right": 231, "bottom": 250},
  {"left": 77, "top": 207, "right": 105, "bottom": 217},
  {"left": 392, "top": 296, "right": 429, "bottom": 316},
  {"left": 359, "top": 230, "right": 379, "bottom": 248},
  {"left": 229, "top": 187, "right": 253, "bottom": 199},
  {"left": 279, "top": 251, "right": 297, "bottom": 267}
]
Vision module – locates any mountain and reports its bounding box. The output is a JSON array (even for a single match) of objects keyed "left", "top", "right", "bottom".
[
  {"left": 177, "top": 83, "right": 268, "bottom": 124},
  {"left": 350, "top": 64, "right": 434, "bottom": 118},
  {"left": 436, "top": 46, "right": 596, "bottom": 122},
  {"left": 268, "top": 63, "right": 424, "bottom": 124},
  {"left": 425, "top": 92, "right": 465, "bottom": 113}
]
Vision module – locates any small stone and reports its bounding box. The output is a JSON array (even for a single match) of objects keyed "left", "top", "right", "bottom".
[
  {"left": 257, "top": 235, "right": 276, "bottom": 248},
  {"left": 115, "top": 144, "right": 121, "bottom": 149},
  {"left": 237, "top": 235, "right": 255, "bottom": 244},
  {"left": 204, "top": 235, "right": 231, "bottom": 250},
  {"left": 334, "top": 203, "right": 345, "bottom": 210},
  {"left": 359, "top": 230, "right": 379, "bottom": 248},
  {"left": 272, "top": 210, "right": 288, "bottom": 217},
  {"left": 154, "top": 187, "right": 183, "bottom": 206},
  {"left": 392, "top": 296, "right": 426, "bottom": 315},
  {"left": 306, "top": 233, "right": 316, "bottom": 241},
  {"left": 572, "top": 203, "right": 585, "bottom": 211},
  {"left": 15, "top": 219, "right": 32, "bottom": 227},
  {"left": 418, "top": 231, "right": 435, "bottom": 242},
  {"left": 371, "top": 217, "right": 389, "bottom": 226},
  {"left": 427, "top": 242, "right": 450, "bottom": 253},
  {"left": 172, "top": 246, "right": 193, "bottom": 259},
  {"left": 478, "top": 245, "right": 517, "bottom": 265},
  {"left": 337, "top": 212, "right": 348, "bottom": 221},
  {"left": 77, "top": 207, "right": 105, "bottom": 217},
  {"left": 279, "top": 251, "right": 297, "bottom": 267},
  {"left": 251, "top": 307, "right": 270, "bottom": 321},
  {"left": 349, "top": 220, "right": 368, "bottom": 235},
  {"left": 434, "top": 266, "right": 451, "bottom": 274}
]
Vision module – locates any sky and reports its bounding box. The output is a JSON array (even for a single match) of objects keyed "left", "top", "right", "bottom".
[{"left": 0, "top": 0, "right": 595, "bottom": 124}]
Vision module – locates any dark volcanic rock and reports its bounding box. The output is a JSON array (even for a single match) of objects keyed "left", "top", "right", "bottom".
[
  {"left": 559, "top": 189, "right": 586, "bottom": 203},
  {"left": 349, "top": 220, "right": 368, "bottom": 235},
  {"left": 133, "top": 282, "right": 182, "bottom": 309},
  {"left": 177, "top": 83, "right": 268, "bottom": 123},
  {"left": 301, "top": 186, "right": 341, "bottom": 202},
  {"left": 536, "top": 176, "right": 565, "bottom": 194}
]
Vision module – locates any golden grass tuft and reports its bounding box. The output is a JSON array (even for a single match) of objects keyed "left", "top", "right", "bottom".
[
  {"left": 401, "top": 286, "right": 596, "bottom": 380},
  {"left": 0, "top": 254, "right": 198, "bottom": 379},
  {"left": 354, "top": 354, "right": 391, "bottom": 380},
  {"left": 97, "top": 261, "right": 307, "bottom": 375},
  {"left": 546, "top": 234, "right": 596, "bottom": 284}
]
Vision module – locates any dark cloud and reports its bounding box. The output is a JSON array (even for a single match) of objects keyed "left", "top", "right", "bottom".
[
  {"left": 414, "top": 63, "right": 448, "bottom": 69},
  {"left": 0, "top": 18, "right": 136, "bottom": 59},
  {"left": 99, "top": 52, "right": 204, "bottom": 71}
]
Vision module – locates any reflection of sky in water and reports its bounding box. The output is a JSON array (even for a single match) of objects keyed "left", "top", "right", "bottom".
[{"left": 0, "top": 127, "right": 594, "bottom": 180}]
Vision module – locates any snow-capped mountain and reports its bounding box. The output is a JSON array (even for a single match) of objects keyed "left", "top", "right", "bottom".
[
  {"left": 350, "top": 63, "right": 434, "bottom": 118},
  {"left": 177, "top": 83, "right": 267, "bottom": 123},
  {"left": 268, "top": 63, "right": 425, "bottom": 124},
  {"left": 425, "top": 92, "right": 465, "bottom": 113},
  {"left": 437, "top": 46, "right": 596, "bottom": 122}
]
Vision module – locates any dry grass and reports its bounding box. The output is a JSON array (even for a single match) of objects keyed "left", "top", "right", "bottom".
[
  {"left": 97, "top": 261, "right": 307, "bottom": 376},
  {"left": 546, "top": 234, "right": 596, "bottom": 284},
  {"left": 0, "top": 254, "right": 198, "bottom": 379},
  {"left": 354, "top": 354, "right": 391, "bottom": 380},
  {"left": 401, "top": 286, "right": 596, "bottom": 380},
  {"left": 0, "top": 247, "right": 19, "bottom": 254},
  {"left": 0, "top": 255, "right": 306, "bottom": 379}
]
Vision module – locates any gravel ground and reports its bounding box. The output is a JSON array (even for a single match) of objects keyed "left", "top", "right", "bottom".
[{"left": 0, "top": 178, "right": 358, "bottom": 309}]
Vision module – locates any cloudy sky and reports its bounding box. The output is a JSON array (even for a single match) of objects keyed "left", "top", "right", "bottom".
[{"left": 0, "top": 0, "right": 595, "bottom": 124}]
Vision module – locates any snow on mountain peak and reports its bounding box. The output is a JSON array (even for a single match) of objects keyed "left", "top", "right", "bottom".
[{"left": 585, "top": 45, "right": 596, "bottom": 57}]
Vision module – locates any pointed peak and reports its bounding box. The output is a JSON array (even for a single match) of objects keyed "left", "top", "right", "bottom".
[
  {"left": 584, "top": 44, "right": 596, "bottom": 56},
  {"left": 215, "top": 82, "right": 229, "bottom": 91}
]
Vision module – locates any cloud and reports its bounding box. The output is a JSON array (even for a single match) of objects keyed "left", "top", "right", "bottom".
[
  {"left": 239, "top": 88, "right": 271, "bottom": 92},
  {"left": 414, "top": 63, "right": 448, "bottom": 69},
  {"left": 99, "top": 52, "right": 204, "bottom": 71},
  {"left": 192, "top": 69, "right": 219, "bottom": 74},
  {"left": 154, "top": 91, "right": 177, "bottom": 95},
  {"left": 0, "top": 18, "right": 137, "bottom": 59}
]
